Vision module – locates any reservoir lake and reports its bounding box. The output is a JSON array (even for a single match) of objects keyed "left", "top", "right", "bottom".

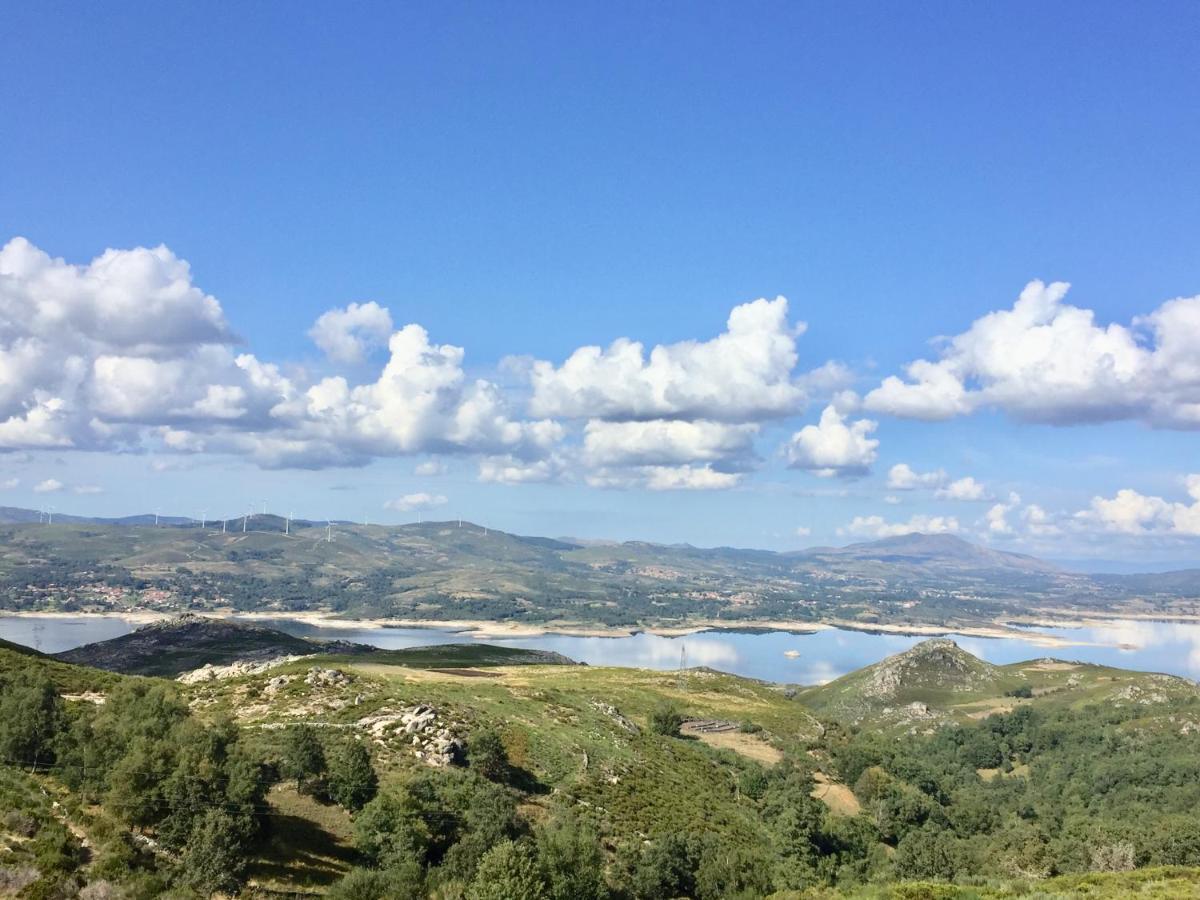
[{"left": 3, "top": 615, "right": 1200, "bottom": 684}]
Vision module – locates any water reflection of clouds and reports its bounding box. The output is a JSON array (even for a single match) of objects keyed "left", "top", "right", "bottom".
[
  {"left": 1086, "top": 620, "right": 1200, "bottom": 676},
  {"left": 797, "top": 660, "right": 841, "bottom": 685},
  {"left": 1089, "top": 619, "right": 1172, "bottom": 651},
  {"left": 956, "top": 638, "right": 991, "bottom": 660},
  {"left": 11, "top": 615, "right": 1200, "bottom": 684},
  {"left": 517, "top": 633, "right": 742, "bottom": 672}
]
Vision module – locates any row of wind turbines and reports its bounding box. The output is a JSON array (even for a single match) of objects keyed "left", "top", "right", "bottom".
[
  {"left": 190, "top": 501, "right": 331, "bottom": 541},
  {"left": 37, "top": 501, "right": 476, "bottom": 542}
]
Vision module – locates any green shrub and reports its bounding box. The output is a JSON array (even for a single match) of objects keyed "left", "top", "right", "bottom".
[{"left": 649, "top": 703, "right": 684, "bottom": 737}]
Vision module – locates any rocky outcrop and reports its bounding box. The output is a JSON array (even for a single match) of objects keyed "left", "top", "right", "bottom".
[
  {"left": 304, "top": 667, "right": 352, "bottom": 687},
  {"left": 177, "top": 655, "right": 302, "bottom": 683},
  {"left": 591, "top": 701, "right": 640, "bottom": 734},
  {"left": 357, "top": 704, "right": 465, "bottom": 767},
  {"left": 860, "top": 639, "right": 998, "bottom": 702}
]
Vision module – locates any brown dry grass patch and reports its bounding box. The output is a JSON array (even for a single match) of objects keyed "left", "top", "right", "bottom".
[
  {"left": 811, "top": 771, "right": 861, "bottom": 816},
  {"left": 681, "top": 726, "right": 784, "bottom": 765}
]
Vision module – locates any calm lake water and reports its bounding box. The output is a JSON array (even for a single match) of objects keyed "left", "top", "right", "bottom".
[{"left": 3, "top": 615, "right": 1200, "bottom": 684}]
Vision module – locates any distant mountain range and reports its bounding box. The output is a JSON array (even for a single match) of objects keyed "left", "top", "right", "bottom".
[
  {"left": 0, "top": 505, "right": 195, "bottom": 526},
  {"left": 0, "top": 506, "right": 1196, "bottom": 627},
  {"left": 0, "top": 506, "right": 337, "bottom": 529},
  {"left": 789, "top": 532, "right": 1062, "bottom": 574}
]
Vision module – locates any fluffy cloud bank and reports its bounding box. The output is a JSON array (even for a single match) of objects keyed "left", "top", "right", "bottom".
[
  {"left": 865, "top": 280, "right": 1200, "bottom": 428},
  {"left": 518, "top": 295, "right": 824, "bottom": 488},
  {"left": 2, "top": 240, "right": 837, "bottom": 490},
  {"left": 0, "top": 238, "right": 559, "bottom": 469},
  {"left": 1078, "top": 476, "right": 1200, "bottom": 536}
]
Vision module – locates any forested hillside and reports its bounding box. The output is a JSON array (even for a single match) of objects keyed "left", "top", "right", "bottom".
[{"left": 3, "top": 633, "right": 1200, "bottom": 898}]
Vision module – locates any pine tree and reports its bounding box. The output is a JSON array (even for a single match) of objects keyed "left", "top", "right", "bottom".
[
  {"left": 466, "top": 841, "right": 549, "bottom": 900},
  {"left": 328, "top": 739, "right": 378, "bottom": 811}
]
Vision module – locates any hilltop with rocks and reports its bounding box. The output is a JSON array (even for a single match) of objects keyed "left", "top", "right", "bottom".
[{"left": 53, "top": 613, "right": 372, "bottom": 676}]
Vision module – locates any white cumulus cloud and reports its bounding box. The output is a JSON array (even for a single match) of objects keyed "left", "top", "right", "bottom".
[
  {"left": 33, "top": 478, "right": 63, "bottom": 493},
  {"left": 935, "top": 476, "right": 990, "bottom": 501},
  {"left": 864, "top": 280, "right": 1200, "bottom": 428},
  {"left": 308, "top": 301, "right": 394, "bottom": 364},
  {"left": 887, "top": 463, "right": 947, "bottom": 490},
  {"left": 1076, "top": 476, "right": 1200, "bottom": 535},
  {"left": 986, "top": 492, "right": 1022, "bottom": 535},
  {"left": 839, "top": 513, "right": 960, "bottom": 538},
  {"left": 478, "top": 454, "right": 567, "bottom": 485},
  {"left": 586, "top": 463, "right": 742, "bottom": 491},
  {"left": 384, "top": 492, "right": 448, "bottom": 512},
  {"left": 784, "top": 405, "right": 878, "bottom": 478},
  {"left": 527, "top": 297, "right": 807, "bottom": 422},
  {"left": 581, "top": 419, "right": 757, "bottom": 470},
  {"left": 0, "top": 237, "right": 561, "bottom": 471}
]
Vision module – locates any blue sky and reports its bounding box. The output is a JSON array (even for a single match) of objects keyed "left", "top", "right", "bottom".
[{"left": 1, "top": 2, "right": 1199, "bottom": 562}]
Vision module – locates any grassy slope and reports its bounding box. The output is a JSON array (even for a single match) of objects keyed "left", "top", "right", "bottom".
[
  {"left": 189, "top": 657, "right": 821, "bottom": 875},
  {"left": 316, "top": 643, "right": 577, "bottom": 668},
  {"left": 0, "top": 645, "right": 124, "bottom": 694},
  {"left": 0, "top": 636, "right": 45, "bottom": 657}
]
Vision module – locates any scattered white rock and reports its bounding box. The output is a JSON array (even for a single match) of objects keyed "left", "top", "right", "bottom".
[
  {"left": 305, "top": 667, "right": 352, "bottom": 687},
  {"left": 356, "top": 704, "right": 465, "bottom": 766},
  {"left": 176, "top": 656, "right": 302, "bottom": 684}
]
